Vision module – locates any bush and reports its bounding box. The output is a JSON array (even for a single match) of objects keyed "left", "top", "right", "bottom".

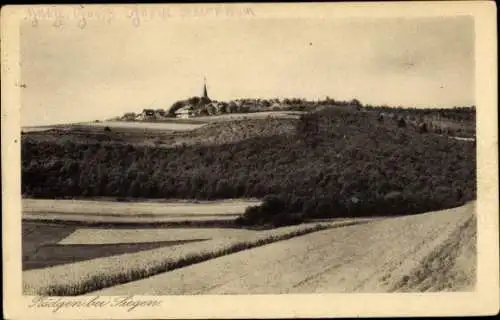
[
  {"left": 236, "top": 195, "right": 294, "bottom": 226},
  {"left": 397, "top": 117, "right": 407, "bottom": 128},
  {"left": 261, "top": 195, "right": 287, "bottom": 213}
]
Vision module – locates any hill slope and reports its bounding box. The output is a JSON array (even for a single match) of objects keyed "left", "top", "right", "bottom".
[
  {"left": 93, "top": 202, "right": 475, "bottom": 294},
  {"left": 21, "top": 107, "right": 475, "bottom": 223}
]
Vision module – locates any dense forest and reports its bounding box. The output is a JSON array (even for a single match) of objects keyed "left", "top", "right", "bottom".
[{"left": 22, "top": 107, "right": 476, "bottom": 226}]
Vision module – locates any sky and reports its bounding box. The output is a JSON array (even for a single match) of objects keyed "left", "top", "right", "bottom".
[{"left": 20, "top": 13, "right": 474, "bottom": 126}]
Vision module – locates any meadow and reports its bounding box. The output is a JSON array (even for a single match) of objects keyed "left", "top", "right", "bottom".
[
  {"left": 193, "top": 110, "right": 303, "bottom": 122},
  {"left": 93, "top": 202, "right": 475, "bottom": 295},
  {"left": 23, "top": 199, "right": 264, "bottom": 231},
  {"left": 23, "top": 198, "right": 258, "bottom": 217},
  {"left": 23, "top": 221, "right": 348, "bottom": 295},
  {"left": 85, "top": 120, "right": 206, "bottom": 131}
]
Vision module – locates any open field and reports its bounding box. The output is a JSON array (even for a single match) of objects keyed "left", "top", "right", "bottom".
[
  {"left": 23, "top": 214, "right": 239, "bottom": 225},
  {"left": 58, "top": 227, "right": 259, "bottom": 245},
  {"left": 22, "top": 221, "right": 266, "bottom": 270},
  {"left": 93, "top": 202, "right": 475, "bottom": 295},
  {"left": 424, "top": 117, "right": 475, "bottom": 136},
  {"left": 23, "top": 198, "right": 259, "bottom": 215},
  {"left": 23, "top": 222, "right": 78, "bottom": 263},
  {"left": 451, "top": 136, "right": 476, "bottom": 142},
  {"left": 25, "top": 238, "right": 207, "bottom": 271},
  {"left": 21, "top": 116, "right": 298, "bottom": 148},
  {"left": 82, "top": 120, "right": 206, "bottom": 131},
  {"left": 21, "top": 121, "right": 205, "bottom": 138},
  {"left": 194, "top": 111, "right": 304, "bottom": 122},
  {"left": 23, "top": 221, "right": 363, "bottom": 295},
  {"left": 22, "top": 126, "right": 58, "bottom": 133},
  {"left": 21, "top": 111, "right": 302, "bottom": 134},
  {"left": 23, "top": 199, "right": 259, "bottom": 224},
  {"left": 161, "top": 118, "right": 298, "bottom": 147}
]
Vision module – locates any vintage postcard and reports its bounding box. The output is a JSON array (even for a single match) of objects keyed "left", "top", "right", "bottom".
[{"left": 2, "top": 2, "right": 498, "bottom": 319}]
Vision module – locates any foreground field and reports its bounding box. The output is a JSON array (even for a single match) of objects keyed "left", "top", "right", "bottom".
[
  {"left": 22, "top": 221, "right": 262, "bottom": 270},
  {"left": 94, "top": 202, "right": 475, "bottom": 295},
  {"left": 24, "top": 220, "right": 366, "bottom": 295}
]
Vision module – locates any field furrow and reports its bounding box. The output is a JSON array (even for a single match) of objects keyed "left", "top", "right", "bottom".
[
  {"left": 24, "top": 222, "right": 350, "bottom": 295},
  {"left": 93, "top": 202, "right": 475, "bottom": 295}
]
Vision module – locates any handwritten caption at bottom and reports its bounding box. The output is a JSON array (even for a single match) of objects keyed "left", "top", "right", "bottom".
[{"left": 29, "top": 295, "right": 162, "bottom": 313}]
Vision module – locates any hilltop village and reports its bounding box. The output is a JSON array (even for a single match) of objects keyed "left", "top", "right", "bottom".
[
  {"left": 113, "top": 79, "right": 474, "bottom": 140},
  {"left": 117, "top": 79, "right": 362, "bottom": 121}
]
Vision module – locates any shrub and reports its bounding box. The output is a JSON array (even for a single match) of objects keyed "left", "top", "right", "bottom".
[
  {"left": 419, "top": 123, "right": 428, "bottom": 133},
  {"left": 397, "top": 117, "right": 407, "bottom": 128},
  {"left": 261, "top": 195, "right": 287, "bottom": 213}
]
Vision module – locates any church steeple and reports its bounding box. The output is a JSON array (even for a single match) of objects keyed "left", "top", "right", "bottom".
[{"left": 203, "top": 77, "right": 209, "bottom": 100}]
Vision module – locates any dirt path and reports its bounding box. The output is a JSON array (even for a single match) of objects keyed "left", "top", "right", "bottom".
[{"left": 93, "top": 202, "right": 475, "bottom": 295}]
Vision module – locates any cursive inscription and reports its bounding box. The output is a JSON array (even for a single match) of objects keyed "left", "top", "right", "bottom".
[
  {"left": 25, "top": 6, "right": 256, "bottom": 28},
  {"left": 28, "top": 295, "right": 162, "bottom": 313}
]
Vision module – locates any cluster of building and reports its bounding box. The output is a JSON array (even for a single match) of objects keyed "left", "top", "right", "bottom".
[
  {"left": 121, "top": 109, "right": 168, "bottom": 121},
  {"left": 121, "top": 78, "right": 296, "bottom": 120},
  {"left": 174, "top": 99, "right": 286, "bottom": 119}
]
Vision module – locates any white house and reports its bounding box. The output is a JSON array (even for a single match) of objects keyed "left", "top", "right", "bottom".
[
  {"left": 175, "top": 106, "right": 194, "bottom": 118},
  {"left": 135, "top": 109, "right": 157, "bottom": 121}
]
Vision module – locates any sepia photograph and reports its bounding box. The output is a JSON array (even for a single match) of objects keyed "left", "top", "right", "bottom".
[{"left": 2, "top": 2, "right": 498, "bottom": 319}]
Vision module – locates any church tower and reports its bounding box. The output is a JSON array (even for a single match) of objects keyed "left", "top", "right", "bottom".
[{"left": 203, "top": 77, "right": 209, "bottom": 100}]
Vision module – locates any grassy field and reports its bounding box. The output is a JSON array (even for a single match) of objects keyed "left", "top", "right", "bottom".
[
  {"left": 21, "top": 125, "right": 175, "bottom": 146},
  {"left": 161, "top": 118, "right": 298, "bottom": 147},
  {"left": 22, "top": 220, "right": 266, "bottom": 271},
  {"left": 23, "top": 198, "right": 261, "bottom": 227},
  {"left": 25, "top": 238, "right": 207, "bottom": 271},
  {"left": 23, "top": 222, "right": 78, "bottom": 262},
  {"left": 388, "top": 217, "right": 476, "bottom": 292},
  {"left": 194, "top": 111, "right": 304, "bottom": 122},
  {"left": 58, "top": 227, "right": 259, "bottom": 245},
  {"left": 21, "top": 116, "right": 299, "bottom": 149},
  {"left": 21, "top": 119, "right": 206, "bottom": 148},
  {"left": 93, "top": 202, "right": 475, "bottom": 295},
  {"left": 21, "top": 111, "right": 301, "bottom": 134},
  {"left": 23, "top": 199, "right": 259, "bottom": 216},
  {"left": 23, "top": 221, "right": 356, "bottom": 295},
  {"left": 83, "top": 121, "right": 206, "bottom": 131}
]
